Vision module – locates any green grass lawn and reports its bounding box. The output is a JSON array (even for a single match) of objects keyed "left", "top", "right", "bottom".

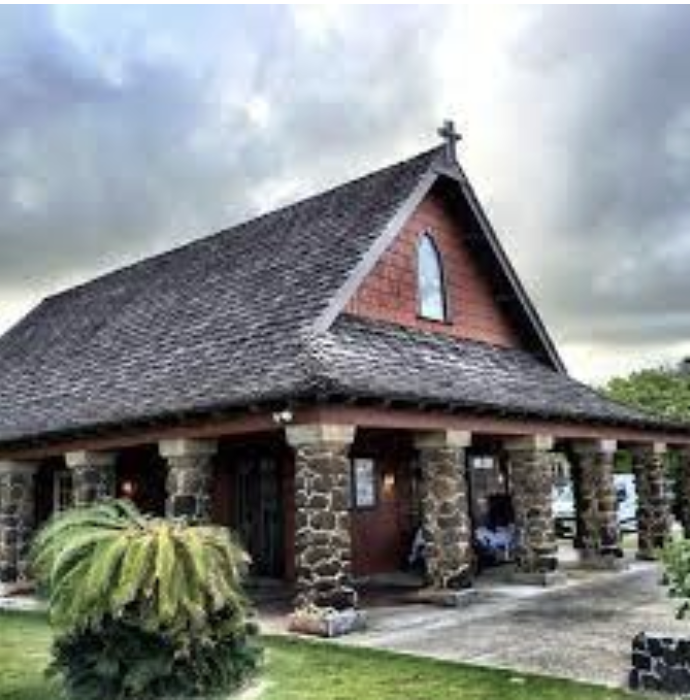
[
  {"left": 1, "top": 610, "right": 58, "bottom": 700},
  {"left": 0, "top": 610, "right": 643, "bottom": 700}
]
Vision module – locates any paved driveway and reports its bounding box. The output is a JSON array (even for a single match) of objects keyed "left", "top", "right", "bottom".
[{"left": 343, "top": 562, "right": 688, "bottom": 688}]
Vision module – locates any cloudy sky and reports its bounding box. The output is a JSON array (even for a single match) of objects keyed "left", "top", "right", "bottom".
[{"left": 1, "top": 5, "right": 689, "bottom": 384}]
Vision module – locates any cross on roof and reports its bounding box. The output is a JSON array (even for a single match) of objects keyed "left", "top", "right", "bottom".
[{"left": 437, "top": 119, "right": 462, "bottom": 163}]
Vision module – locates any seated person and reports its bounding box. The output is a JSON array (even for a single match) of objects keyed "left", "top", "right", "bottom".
[
  {"left": 475, "top": 522, "right": 516, "bottom": 563},
  {"left": 474, "top": 494, "right": 516, "bottom": 566},
  {"left": 407, "top": 525, "right": 427, "bottom": 573}
]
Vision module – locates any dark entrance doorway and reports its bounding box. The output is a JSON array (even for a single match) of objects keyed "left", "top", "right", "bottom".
[
  {"left": 116, "top": 446, "right": 167, "bottom": 516},
  {"left": 467, "top": 452, "right": 516, "bottom": 570},
  {"left": 214, "top": 453, "right": 285, "bottom": 578}
]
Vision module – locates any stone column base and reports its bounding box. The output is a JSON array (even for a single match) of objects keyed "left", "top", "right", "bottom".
[
  {"left": 415, "top": 587, "right": 478, "bottom": 608},
  {"left": 510, "top": 570, "right": 567, "bottom": 587},
  {"left": 0, "top": 579, "right": 36, "bottom": 598},
  {"left": 288, "top": 607, "right": 367, "bottom": 638},
  {"left": 579, "top": 551, "right": 627, "bottom": 571}
]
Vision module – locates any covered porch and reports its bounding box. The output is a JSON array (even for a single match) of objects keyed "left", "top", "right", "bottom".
[{"left": 1, "top": 403, "right": 688, "bottom": 613}]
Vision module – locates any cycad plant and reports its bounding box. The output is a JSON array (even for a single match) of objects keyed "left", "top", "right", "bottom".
[{"left": 31, "top": 499, "right": 262, "bottom": 699}]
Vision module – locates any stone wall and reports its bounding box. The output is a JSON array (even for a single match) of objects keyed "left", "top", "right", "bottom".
[
  {"left": 508, "top": 439, "right": 558, "bottom": 574},
  {"left": 0, "top": 465, "right": 36, "bottom": 591},
  {"left": 416, "top": 433, "right": 472, "bottom": 589},
  {"left": 630, "top": 632, "right": 690, "bottom": 694}
]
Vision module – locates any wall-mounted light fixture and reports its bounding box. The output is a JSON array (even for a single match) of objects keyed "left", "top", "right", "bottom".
[
  {"left": 272, "top": 409, "right": 294, "bottom": 425},
  {"left": 383, "top": 470, "right": 396, "bottom": 494}
]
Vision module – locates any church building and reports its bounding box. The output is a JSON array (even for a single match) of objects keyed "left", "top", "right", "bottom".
[{"left": 0, "top": 124, "right": 687, "bottom": 613}]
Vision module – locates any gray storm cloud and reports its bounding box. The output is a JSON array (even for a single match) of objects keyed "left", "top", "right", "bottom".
[
  {"left": 0, "top": 5, "right": 689, "bottom": 381},
  {"left": 488, "top": 6, "right": 690, "bottom": 350},
  {"left": 0, "top": 6, "right": 441, "bottom": 292}
]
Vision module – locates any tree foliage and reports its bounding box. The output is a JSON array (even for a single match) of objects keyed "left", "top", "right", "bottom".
[
  {"left": 661, "top": 539, "right": 690, "bottom": 619},
  {"left": 31, "top": 499, "right": 261, "bottom": 699},
  {"left": 603, "top": 364, "right": 690, "bottom": 421}
]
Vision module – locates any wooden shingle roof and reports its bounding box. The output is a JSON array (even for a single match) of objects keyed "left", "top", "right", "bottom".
[
  {"left": 314, "top": 315, "right": 674, "bottom": 430},
  {"left": 0, "top": 145, "right": 682, "bottom": 444}
]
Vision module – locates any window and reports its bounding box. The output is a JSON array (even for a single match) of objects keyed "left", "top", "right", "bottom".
[
  {"left": 350, "top": 458, "right": 377, "bottom": 509},
  {"left": 417, "top": 232, "right": 447, "bottom": 321},
  {"left": 53, "top": 470, "right": 73, "bottom": 513}
]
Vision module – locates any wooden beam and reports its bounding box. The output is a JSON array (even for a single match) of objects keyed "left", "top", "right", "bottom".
[
  {"left": 0, "top": 413, "right": 281, "bottom": 461},
  {"left": 2, "top": 402, "right": 689, "bottom": 462},
  {"left": 294, "top": 405, "right": 690, "bottom": 446}
]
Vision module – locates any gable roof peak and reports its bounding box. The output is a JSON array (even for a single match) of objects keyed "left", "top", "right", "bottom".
[{"left": 313, "top": 140, "right": 565, "bottom": 374}]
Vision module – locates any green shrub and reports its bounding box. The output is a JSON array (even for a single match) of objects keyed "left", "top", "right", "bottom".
[
  {"left": 661, "top": 538, "right": 690, "bottom": 619},
  {"left": 31, "top": 499, "right": 262, "bottom": 699}
]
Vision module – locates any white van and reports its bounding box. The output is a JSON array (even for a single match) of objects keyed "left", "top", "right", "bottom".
[
  {"left": 553, "top": 473, "right": 637, "bottom": 537},
  {"left": 615, "top": 474, "right": 637, "bottom": 533}
]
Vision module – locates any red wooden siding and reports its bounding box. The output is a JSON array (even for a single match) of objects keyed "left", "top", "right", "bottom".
[
  {"left": 346, "top": 189, "right": 522, "bottom": 348},
  {"left": 350, "top": 432, "right": 417, "bottom": 577}
]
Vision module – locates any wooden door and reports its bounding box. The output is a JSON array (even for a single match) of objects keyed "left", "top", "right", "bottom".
[
  {"left": 350, "top": 458, "right": 413, "bottom": 577},
  {"left": 234, "top": 455, "right": 284, "bottom": 577}
]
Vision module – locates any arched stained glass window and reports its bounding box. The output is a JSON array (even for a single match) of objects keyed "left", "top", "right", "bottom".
[{"left": 417, "top": 233, "right": 447, "bottom": 321}]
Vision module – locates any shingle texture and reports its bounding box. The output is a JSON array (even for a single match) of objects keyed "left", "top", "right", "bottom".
[
  {"left": 0, "top": 146, "right": 680, "bottom": 444},
  {"left": 0, "top": 148, "right": 439, "bottom": 443},
  {"left": 313, "top": 315, "right": 677, "bottom": 429}
]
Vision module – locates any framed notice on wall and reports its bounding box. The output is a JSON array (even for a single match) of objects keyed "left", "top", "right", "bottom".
[{"left": 352, "top": 458, "right": 376, "bottom": 508}]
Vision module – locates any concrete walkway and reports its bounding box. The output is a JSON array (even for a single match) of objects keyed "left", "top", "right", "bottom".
[{"left": 340, "top": 562, "right": 688, "bottom": 688}]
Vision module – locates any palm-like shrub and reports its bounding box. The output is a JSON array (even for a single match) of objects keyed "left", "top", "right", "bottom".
[{"left": 31, "top": 499, "right": 261, "bottom": 699}]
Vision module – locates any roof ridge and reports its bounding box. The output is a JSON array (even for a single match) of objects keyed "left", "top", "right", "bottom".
[{"left": 42, "top": 145, "right": 445, "bottom": 306}]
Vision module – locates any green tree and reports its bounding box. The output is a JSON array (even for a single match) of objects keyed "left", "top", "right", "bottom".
[
  {"left": 31, "top": 499, "right": 261, "bottom": 699},
  {"left": 603, "top": 362, "right": 690, "bottom": 421}
]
